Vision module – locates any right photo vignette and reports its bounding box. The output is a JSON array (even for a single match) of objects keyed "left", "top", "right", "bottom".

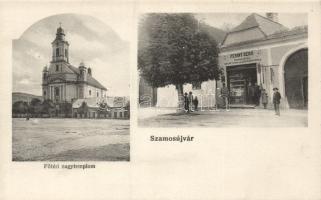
[{"left": 138, "top": 12, "right": 308, "bottom": 128}]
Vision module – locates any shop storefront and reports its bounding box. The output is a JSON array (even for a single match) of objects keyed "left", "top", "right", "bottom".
[{"left": 217, "top": 13, "right": 308, "bottom": 109}]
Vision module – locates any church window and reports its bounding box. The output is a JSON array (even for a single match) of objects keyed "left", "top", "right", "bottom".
[
  {"left": 55, "top": 87, "right": 59, "bottom": 96},
  {"left": 89, "top": 90, "right": 91, "bottom": 95},
  {"left": 56, "top": 48, "right": 59, "bottom": 56},
  {"left": 56, "top": 65, "right": 59, "bottom": 71}
]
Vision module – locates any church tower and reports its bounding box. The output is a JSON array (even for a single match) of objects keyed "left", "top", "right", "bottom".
[{"left": 51, "top": 24, "right": 69, "bottom": 63}]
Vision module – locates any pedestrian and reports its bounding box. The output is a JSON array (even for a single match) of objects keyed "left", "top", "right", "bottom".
[
  {"left": 193, "top": 96, "right": 199, "bottom": 111},
  {"left": 247, "top": 82, "right": 255, "bottom": 104},
  {"left": 254, "top": 83, "right": 261, "bottom": 106},
  {"left": 221, "top": 83, "right": 229, "bottom": 111},
  {"left": 184, "top": 92, "right": 189, "bottom": 112},
  {"left": 273, "top": 87, "right": 281, "bottom": 116},
  {"left": 188, "top": 91, "right": 194, "bottom": 112},
  {"left": 261, "top": 89, "right": 268, "bottom": 109}
]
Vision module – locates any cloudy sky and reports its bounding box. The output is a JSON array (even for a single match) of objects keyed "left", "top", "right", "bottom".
[
  {"left": 13, "top": 14, "right": 129, "bottom": 97},
  {"left": 195, "top": 13, "right": 308, "bottom": 31}
]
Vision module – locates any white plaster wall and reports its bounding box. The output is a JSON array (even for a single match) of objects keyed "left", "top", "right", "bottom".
[
  {"left": 156, "top": 80, "right": 217, "bottom": 108},
  {"left": 157, "top": 85, "right": 178, "bottom": 108}
]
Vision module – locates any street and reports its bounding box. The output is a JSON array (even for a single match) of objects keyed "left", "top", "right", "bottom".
[
  {"left": 138, "top": 107, "right": 308, "bottom": 127},
  {"left": 12, "top": 118, "right": 129, "bottom": 161}
]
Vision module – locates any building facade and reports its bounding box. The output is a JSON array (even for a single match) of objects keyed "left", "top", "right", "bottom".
[
  {"left": 72, "top": 96, "right": 129, "bottom": 119},
  {"left": 218, "top": 13, "right": 308, "bottom": 109},
  {"left": 151, "top": 13, "right": 308, "bottom": 110},
  {"left": 42, "top": 26, "right": 107, "bottom": 103}
]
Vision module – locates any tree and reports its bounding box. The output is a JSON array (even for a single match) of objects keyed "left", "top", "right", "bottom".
[
  {"left": 29, "top": 98, "right": 42, "bottom": 117},
  {"left": 98, "top": 101, "right": 109, "bottom": 118},
  {"left": 138, "top": 14, "right": 220, "bottom": 109},
  {"left": 78, "top": 101, "right": 89, "bottom": 117},
  {"left": 125, "top": 101, "right": 130, "bottom": 118},
  {"left": 42, "top": 99, "right": 55, "bottom": 116},
  {"left": 59, "top": 102, "right": 72, "bottom": 118},
  {"left": 12, "top": 101, "right": 28, "bottom": 116}
]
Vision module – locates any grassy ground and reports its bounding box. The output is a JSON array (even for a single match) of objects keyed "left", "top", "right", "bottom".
[
  {"left": 138, "top": 108, "right": 308, "bottom": 127},
  {"left": 12, "top": 118, "right": 129, "bottom": 161}
]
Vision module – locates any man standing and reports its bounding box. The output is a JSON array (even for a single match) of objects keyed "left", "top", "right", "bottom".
[
  {"left": 193, "top": 96, "right": 199, "bottom": 111},
  {"left": 254, "top": 83, "right": 261, "bottom": 106},
  {"left": 273, "top": 87, "right": 281, "bottom": 116},
  {"left": 261, "top": 89, "right": 268, "bottom": 109},
  {"left": 221, "top": 83, "right": 229, "bottom": 111},
  {"left": 184, "top": 92, "right": 189, "bottom": 113},
  {"left": 188, "top": 92, "right": 194, "bottom": 112}
]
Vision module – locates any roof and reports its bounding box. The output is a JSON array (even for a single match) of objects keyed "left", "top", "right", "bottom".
[
  {"left": 72, "top": 98, "right": 103, "bottom": 108},
  {"left": 221, "top": 25, "right": 307, "bottom": 51},
  {"left": 231, "top": 13, "right": 288, "bottom": 35},
  {"left": 106, "top": 96, "right": 129, "bottom": 108},
  {"left": 72, "top": 97, "right": 129, "bottom": 109},
  {"left": 267, "top": 25, "right": 308, "bottom": 40},
  {"left": 67, "top": 64, "right": 107, "bottom": 90},
  {"left": 222, "top": 13, "right": 290, "bottom": 47}
]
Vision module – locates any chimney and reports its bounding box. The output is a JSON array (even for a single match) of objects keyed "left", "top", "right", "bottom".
[{"left": 266, "top": 13, "right": 278, "bottom": 23}]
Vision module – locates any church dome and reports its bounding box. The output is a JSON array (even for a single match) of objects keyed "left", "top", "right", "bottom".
[
  {"left": 57, "top": 26, "right": 65, "bottom": 34},
  {"left": 43, "top": 65, "right": 48, "bottom": 71},
  {"left": 79, "top": 61, "right": 85, "bottom": 67}
]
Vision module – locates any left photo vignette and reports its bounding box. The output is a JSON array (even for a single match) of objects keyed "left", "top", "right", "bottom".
[{"left": 12, "top": 13, "right": 130, "bottom": 161}]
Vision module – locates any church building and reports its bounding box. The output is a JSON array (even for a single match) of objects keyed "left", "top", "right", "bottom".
[{"left": 42, "top": 25, "right": 107, "bottom": 103}]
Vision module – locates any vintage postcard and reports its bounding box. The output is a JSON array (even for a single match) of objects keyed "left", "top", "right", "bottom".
[{"left": 0, "top": 1, "right": 320, "bottom": 200}]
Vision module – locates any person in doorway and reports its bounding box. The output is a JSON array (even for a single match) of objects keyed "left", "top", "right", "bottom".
[
  {"left": 188, "top": 92, "right": 194, "bottom": 112},
  {"left": 248, "top": 82, "right": 255, "bottom": 104},
  {"left": 273, "top": 87, "right": 281, "bottom": 116},
  {"left": 193, "top": 96, "right": 199, "bottom": 111},
  {"left": 254, "top": 83, "right": 261, "bottom": 106},
  {"left": 184, "top": 92, "right": 189, "bottom": 112},
  {"left": 261, "top": 89, "right": 268, "bottom": 109},
  {"left": 221, "top": 83, "right": 229, "bottom": 111}
]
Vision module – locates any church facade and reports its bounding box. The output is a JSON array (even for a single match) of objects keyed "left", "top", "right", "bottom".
[{"left": 42, "top": 26, "right": 107, "bottom": 103}]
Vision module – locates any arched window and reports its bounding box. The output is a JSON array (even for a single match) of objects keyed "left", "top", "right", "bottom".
[
  {"left": 55, "top": 87, "right": 59, "bottom": 96},
  {"left": 56, "top": 48, "right": 59, "bottom": 56}
]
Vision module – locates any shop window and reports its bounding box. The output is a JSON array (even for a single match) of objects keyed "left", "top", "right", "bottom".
[{"left": 192, "top": 82, "right": 201, "bottom": 90}]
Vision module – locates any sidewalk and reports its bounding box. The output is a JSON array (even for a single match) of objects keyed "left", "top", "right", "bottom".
[{"left": 138, "top": 107, "right": 308, "bottom": 127}]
